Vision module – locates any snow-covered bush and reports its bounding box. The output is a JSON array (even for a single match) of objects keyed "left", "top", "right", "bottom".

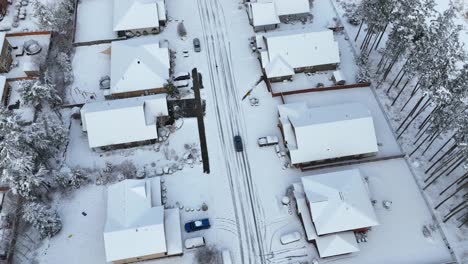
[
  {"left": 177, "top": 22, "right": 187, "bottom": 38},
  {"left": 18, "top": 80, "right": 62, "bottom": 108},
  {"left": 356, "top": 54, "right": 372, "bottom": 83},
  {"left": 33, "top": 0, "right": 75, "bottom": 34},
  {"left": 114, "top": 160, "right": 137, "bottom": 180},
  {"left": 55, "top": 168, "right": 89, "bottom": 190},
  {"left": 22, "top": 201, "right": 62, "bottom": 239},
  {"left": 55, "top": 52, "right": 74, "bottom": 85}
]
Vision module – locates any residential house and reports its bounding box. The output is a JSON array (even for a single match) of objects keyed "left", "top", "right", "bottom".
[
  {"left": 104, "top": 178, "right": 182, "bottom": 263},
  {"left": 249, "top": 0, "right": 309, "bottom": 32},
  {"left": 278, "top": 102, "right": 378, "bottom": 166},
  {"left": 113, "top": 0, "right": 167, "bottom": 36},
  {"left": 293, "top": 169, "right": 379, "bottom": 258},
  {"left": 0, "top": 33, "right": 12, "bottom": 73},
  {"left": 80, "top": 94, "right": 169, "bottom": 149},
  {"left": 108, "top": 38, "right": 170, "bottom": 99},
  {"left": 256, "top": 30, "right": 340, "bottom": 82}
]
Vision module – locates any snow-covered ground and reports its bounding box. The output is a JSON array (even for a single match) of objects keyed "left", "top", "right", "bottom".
[
  {"left": 66, "top": 44, "right": 110, "bottom": 104},
  {"left": 30, "top": 0, "right": 462, "bottom": 262}
]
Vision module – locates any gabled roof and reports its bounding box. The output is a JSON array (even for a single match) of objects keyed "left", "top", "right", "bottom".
[
  {"left": 104, "top": 179, "right": 166, "bottom": 262},
  {"left": 264, "top": 55, "right": 294, "bottom": 78},
  {"left": 315, "top": 231, "right": 360, "bottom": 258},
  {"left": 113, "top": 0, "right": 165, "bottom": 31},
  {"left": 260, "top": 30, "right": 340, "bottom": 78},
  {"left": 278, "top": 102, "right": 378, "bottom": 164},
  {"left": 111, "top": 38, "right": 170, "bottom": 95},
  {"left": 250, "top": 2, "right": 280, "bottom": 27},
  {"left": 301, "top": 169, "right": 379, "bottom": 235},
  {"left": 81, "top": 94, "right": 168, "bottom": 148}
]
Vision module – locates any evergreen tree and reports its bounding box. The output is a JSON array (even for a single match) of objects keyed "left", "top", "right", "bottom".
[{"left": 22, "top": 201, "right": 62, "bottom": 239}]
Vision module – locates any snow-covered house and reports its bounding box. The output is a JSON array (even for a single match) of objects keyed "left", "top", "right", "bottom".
[
  {"left": 249, "top": 2, "right": 280, "bottom": 32},
  {"left": 0, "top": 33, "right": 12, "bottom": 73},
  {"left": 108, "top": 38, "right": 170, "bottom": 99},
  {"left": 256, "top": 30, "right": 340, "bottom": 82},
  {"left": 113, "top": 0, "right": 167, "bottom": 36},
  {"left": 80, "top": 94, "right": 169, "bottom": 149},
  {"left": 293, "top": 169, "right": 379, "bottom": 258},
  {"left": 278, "top": 102, "right": 378, "bottom": 165},
  {"left": 248, "top": 0, "right": 309, "bottom": 32},
  {"left": 0, "top": 76, "right": 10, "bottom": 106},
  {"left": 104, "top": 178, "right": 182, "bottom": 263}
]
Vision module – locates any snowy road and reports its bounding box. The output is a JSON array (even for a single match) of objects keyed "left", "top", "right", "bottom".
[{"left": 197, "top": 0, "right": 266, "bottom": 263}]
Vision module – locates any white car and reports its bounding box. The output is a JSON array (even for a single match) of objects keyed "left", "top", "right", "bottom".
[
  {"left": 258, "top": 136, "right": 279, "bottom": 147},
  {"left": 185, "top": 236, "right": 206, "bottom": 249},
  {"left": 280, "top": 231, "right": 301, "bottom": 245}
]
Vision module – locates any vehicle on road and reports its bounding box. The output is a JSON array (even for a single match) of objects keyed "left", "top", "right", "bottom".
[
  {"left": 184, "top": 218, "right": 211, "bottom": 232},
  {"left": 185, "top": 236, "right": 206, "bottom": 249},
  {"left": 257, "top": 136, "right": 279, "bottom": 147},
  {"left": 193, "top": 38, "right": 201, "bottom": 52},
  {"left": 173, "top": 72, "right": 191, "bottom": 81},
  {"left": 280, "top": 231, "right": 301, "bottom": 245},
  {"left": 234, "top": 135, "right": 243, "bottom": 152}
]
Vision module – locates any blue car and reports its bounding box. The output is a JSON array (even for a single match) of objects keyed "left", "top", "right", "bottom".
[{"left": 184, "top": 218, "right": 211, "bottom": 233}]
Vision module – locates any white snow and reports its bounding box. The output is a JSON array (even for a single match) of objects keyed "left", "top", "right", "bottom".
[
  {"left": 110, "top": 37, "right": 170, "bottom": 96},
  {"left": 75, "top": 0, "right": 117, "bottom": 42},
  {"left": 301, "top": 169, "right": 379, "bottom": 235},
  {"left": 278, "top": 102, "right": 379, "bottom": 164},
  {"left": 113, "top": 0, "right": 165, "bottom": 32},
  {"left": 257, "top": 29, "right": 340, "bottom": 78},
  {"left": 249, "top": 2, "right": 280, "bottom": 27},
  {"left": 80, "top": 93, "right": 168, "bottom": 148}
]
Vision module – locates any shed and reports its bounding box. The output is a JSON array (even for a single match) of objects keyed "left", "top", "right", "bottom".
[{"left": 332, "top": 70, "right": 346, "bottom": 85}]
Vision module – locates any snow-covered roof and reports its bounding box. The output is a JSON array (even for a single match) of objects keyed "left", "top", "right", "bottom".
[
  {"left": 104, "top": 179, "right": 166, "bottom": 262},
  {"left": 278, "top": 102, "right": 378, "bottom": 164},
  {"left": 81, "top": 94, "right": 168, "bottom": 148},
  {"left": 164, "top": 208, "right": 183, "bottom": 255},
  {"left": 111, "top": 38, "right": 170, "bottom": 95},
  {"left": 265, "top": 56, "right": 294, "bottom": 78},
  {"left": 250, "top": 2, "right": 280, "bottom": 27},
  {"left": 315, "top": 231, "right": 360, "bottom": 258},
  {"left": 271, "top": 0, "right": 310, "bottom": 16},
  {"left": 301, "top": 169, "right": 379, "bottom": 235},
  {"left": 259, "top": 30, "right": 340, "bottom": 78},
  {"left": 257, "top": 0, "right": 310, "bottom": 16},
  {"left": 113, "top": 0, "right": 166, "bottom": 31}
]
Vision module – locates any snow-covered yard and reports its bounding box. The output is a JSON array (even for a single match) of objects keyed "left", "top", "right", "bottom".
[
  {"left": 74, "top": 0, "right": 117, "bottom": 43},
  {"left": 66, "top": 44, "right": 110, "bottom": 104}
]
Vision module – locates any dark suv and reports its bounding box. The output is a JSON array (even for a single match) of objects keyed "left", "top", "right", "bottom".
[{"left": 234, "top": 135, "right": 243, "bottom": 152}]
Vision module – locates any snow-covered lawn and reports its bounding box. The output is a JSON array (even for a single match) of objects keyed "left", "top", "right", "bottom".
[
  {"left": 66, "top": 44, "right": 110, "bottom": 104},
  {"left": 74, "top": 0, "right": 117, "bottom": 43}
]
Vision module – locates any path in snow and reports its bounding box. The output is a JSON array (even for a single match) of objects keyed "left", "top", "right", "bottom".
[{"left": 197, "top": 0, "right": 267, "bottom": 262}]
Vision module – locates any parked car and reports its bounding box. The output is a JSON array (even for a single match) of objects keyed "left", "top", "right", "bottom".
[
  {"left": 184, "top": 218, "right": 211, "bottom": 233},
  {"left": 280, "top": 231, "right": 301, "bottom": 245},
  {"left": 185, "top": 236, "right": 206, "bottom": 249},
  {"left": 233, "top": 135, "right": 243, "bottom": 152},
  {"left": 173, "top": 72, "right": 191, "bottom": 81},
  {"left": 193, "top": 38, "right": 201, "bottom": 52},
  {"left": 257, "top": 136, "right": 279, "bottom": 147},
  {"left": 174, "top": 80, "right": 190, "bottom": 88}
]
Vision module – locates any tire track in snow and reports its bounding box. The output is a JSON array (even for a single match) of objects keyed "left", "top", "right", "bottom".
[{"left": 197, "top": 0, "right": 266, "bottom": 263}]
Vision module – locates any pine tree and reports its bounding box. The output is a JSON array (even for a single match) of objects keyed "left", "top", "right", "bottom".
[{"left": 22, "top": 201, "right": 62, "bottom": 239}]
